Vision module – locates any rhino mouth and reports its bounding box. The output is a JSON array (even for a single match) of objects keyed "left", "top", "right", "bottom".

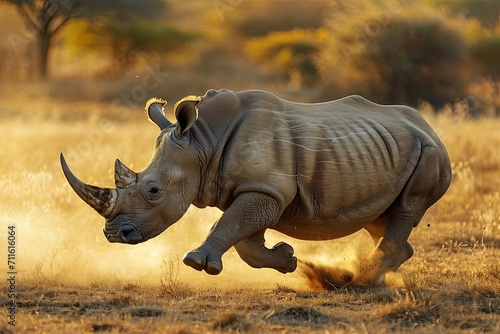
[{"left": 104, "top": 224, "right": 143, "bottom": 244}]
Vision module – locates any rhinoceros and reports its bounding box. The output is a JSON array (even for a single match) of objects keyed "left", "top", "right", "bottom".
[{"left": 61, "top": 89, "right": 451, "bottom": 285}]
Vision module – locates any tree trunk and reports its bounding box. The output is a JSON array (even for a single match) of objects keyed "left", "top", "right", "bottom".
[{"left": 38, "top": 31, "right": 51, "bottom": 80}]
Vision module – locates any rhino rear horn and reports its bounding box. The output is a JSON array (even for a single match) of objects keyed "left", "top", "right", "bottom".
[
  {"left": 114, "top": 159, "right": 138, "bottom": 188},
  {"left": 145, "top": 98, "right": 171, "bottom": 130},
  {"left": 60, "top": 153, "right": 117, "bottom": 218}
]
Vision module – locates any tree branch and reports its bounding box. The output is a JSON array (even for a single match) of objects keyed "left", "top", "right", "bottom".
[
  {"left": 16, "top": 3, "right": 42, "bottom": 33},
  {"left": 49, "top": 15, "right": 71, "bottom": 35},
  {"left": 43, "top": 3, "right": 57, "bottom": 24},
  {"left": 44, "top": 1, "right": 81, "bottom": 35}
]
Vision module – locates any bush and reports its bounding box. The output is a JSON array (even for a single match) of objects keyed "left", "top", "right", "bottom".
[
  {"left": 221, "top": 0, "right": 331, "bottom": 37},
  {"left": 63, "top": 19, "right": 197, "bottom": 78},
  {"left": 319, "top": 1, "right": 474, "bottom": 107},
  {"left": 437, "top": 0, "right": 500, "bottom": 28},
  {"left": 472, "top": 31, "right": 500, "bottom": 79},
  {"left": 245, "top": 28, "right": 327, "bottom": 87}
]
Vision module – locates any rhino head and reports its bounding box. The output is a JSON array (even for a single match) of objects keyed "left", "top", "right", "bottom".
[{"left": 61, "top": 97, "right": 201, "bottom": 244}]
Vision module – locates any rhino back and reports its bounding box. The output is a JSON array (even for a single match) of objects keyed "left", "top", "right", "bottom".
[{"left": 195, "top": 92, "right": 443, "bottom": 238}]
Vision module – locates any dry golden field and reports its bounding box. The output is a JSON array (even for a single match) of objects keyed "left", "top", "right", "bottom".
[{"left": 0, "top": 92, "right": 499, "bottom": 333}]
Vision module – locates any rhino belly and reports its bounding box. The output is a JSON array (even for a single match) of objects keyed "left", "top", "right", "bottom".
[{"left": 274, "top": 186, "right": 396, "bottom": 241}]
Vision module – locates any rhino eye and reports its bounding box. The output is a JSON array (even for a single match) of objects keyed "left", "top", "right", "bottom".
[{"left": 145, "top": 181, "right": 161, "bottom": 200}]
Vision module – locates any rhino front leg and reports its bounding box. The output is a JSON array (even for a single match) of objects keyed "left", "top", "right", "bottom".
[
  {"left": 183, "top": 192, "right": 283, "bottom": 275},
  {"left": 235, "top": 231, "right": 297, "bottom": 273}
]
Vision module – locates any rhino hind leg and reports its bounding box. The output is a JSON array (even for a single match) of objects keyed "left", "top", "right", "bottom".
[
  {"left": 364, "top": 218, "right": 415, "bottom": 273},
  {"left": 355, "top": 146, "right": 451, "bottom": 286},
  {"left": 355, "top": 212, "right": 418, "bottom": 286},
  {"left": 235, "top": 231, "right": 297, "bottom": 273}
]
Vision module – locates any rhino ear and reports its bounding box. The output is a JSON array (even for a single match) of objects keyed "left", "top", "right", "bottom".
[
  {"left": 173, "top": 96, "right": 201, "bottom": 136},
  {"left": 114, "top": 159, "right": 137, "bottom": 188}
]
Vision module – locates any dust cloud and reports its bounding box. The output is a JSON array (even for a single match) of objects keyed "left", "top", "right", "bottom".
[
  {"left": 298, "top": 233, "right": 407, "bottom": 290},
  {"left": 11, "top": 197, "right": 268, "bottom": 288},
  {"left": 297, "top": 232, "right": 373, "bottom": 289},
  {"left": 14, "top": 191, "right": 378, "bottom": 290}
]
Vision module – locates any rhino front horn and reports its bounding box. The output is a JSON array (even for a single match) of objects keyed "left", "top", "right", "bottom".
[
  {"left": 114, "top": 159, "right": 137, "bottom": 188},
  {"left": 60, "top": 153, "right": 117, "bottom": 218}
]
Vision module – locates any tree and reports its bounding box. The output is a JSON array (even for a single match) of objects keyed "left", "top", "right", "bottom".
[
  {"left": 64, "top": 18, "right": 197, "bottom": 77},
  {"left": 223, "top": 0, "right": 331, "bottom": 37},
  {"left": 245, "top": 28, "right": 327, "bottom": 87},
  {"left": 4, "top": 0, "right": 166, "bottom": 80},
  {"left": 472, "top": 29, "right": 500, "bottom": 79},
  {"left": 5, "top": 0, "right": 80, "bottom": 80},
  {"left": 319, "top": 1, "right": 474, "bottom": 107},
  {"left": 431, "top": 0, "right": 500, "bottom": 28}
]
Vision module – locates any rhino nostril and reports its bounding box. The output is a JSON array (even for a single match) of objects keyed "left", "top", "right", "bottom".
[
  {"left": 117, "top": 224, "right": 142, "bottom": 244},
  {"left": 119, "top": 225, "right": 134, "bottom": 238}
]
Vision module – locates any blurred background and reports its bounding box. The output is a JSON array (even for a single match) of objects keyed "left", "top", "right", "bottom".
[
  {"left": 0, "top": 0, "right": 499, "bottom": 287},
  {"left": 1, "top": 0, "right": 499, "bottom": 113}
]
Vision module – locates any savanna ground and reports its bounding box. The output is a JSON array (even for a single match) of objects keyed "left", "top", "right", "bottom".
[{"left": 0, "top": 87, "right": 499, "bottom": 333}]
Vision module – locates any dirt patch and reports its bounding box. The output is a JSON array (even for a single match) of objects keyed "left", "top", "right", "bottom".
[
  {"left": 90, "top": 323, "right": 116, "bottom": 332},
  {"left": 265, "top": 306, "right": 332, "bottom": 325},
  {"left": 211, "top": 311, "right": 252, "bottom": 332},
  {"left": 121, "top": 306, "right": 166, "bottom": 318},
  {"left": 379, "top": 303, "right": 442, "bottom": 328},
  {"left": 0, "top": 325, "right": 15, "bottom": 334}
]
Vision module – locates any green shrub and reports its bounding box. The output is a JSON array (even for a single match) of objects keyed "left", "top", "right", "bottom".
[
  {"left": 319, "top": 2, "right": 474, "bottom": 107},
  {"left": 245, "top": 28, "right": 327, "bottom": 87},
  {"left": 472, "top": 32, "right": 500, "bottom": 79},
  {"left": 222, "top": 0, "right": 331, "bottom": 37},
  {"left": 64, "top": 19, "right": 197, "bottom": 77}
]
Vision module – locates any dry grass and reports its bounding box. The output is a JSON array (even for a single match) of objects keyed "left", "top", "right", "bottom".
[{"left": 0, "top": 94, "right": 498, "bottom": 332}]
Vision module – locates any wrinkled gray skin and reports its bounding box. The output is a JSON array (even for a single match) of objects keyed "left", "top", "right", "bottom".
[{"left": 61, "top": 89, "right": 451, "bottom": 285}]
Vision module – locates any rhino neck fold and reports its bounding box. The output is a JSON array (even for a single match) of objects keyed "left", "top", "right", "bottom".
[
  {"left": 188, "top": 116, "right": 220, "bottom": 208},
  {"left": 190, "top": 113, "right": 245, "bottom": 210}
]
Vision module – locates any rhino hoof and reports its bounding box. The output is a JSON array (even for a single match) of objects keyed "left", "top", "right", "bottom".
[
  {"left": 206, "top": 261, "right": 223, "bottom": 275},
  {"left": 277, "top": 256, "right": 298, "bottom": 274},
  {"left": 290, "top": 256, "right": 298, "bottom": 272},
  {"left": 183, "top": 251, "right": 223, "bottom": 275},
  {"left": 271, "top": 242, "right": 297, "bottom": 273},
  {"left": 273, "top": 242, "right": 294, "bottom": 258},
  {"left": 183, "top": 252, "right": 204, "bottom": 271}
]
